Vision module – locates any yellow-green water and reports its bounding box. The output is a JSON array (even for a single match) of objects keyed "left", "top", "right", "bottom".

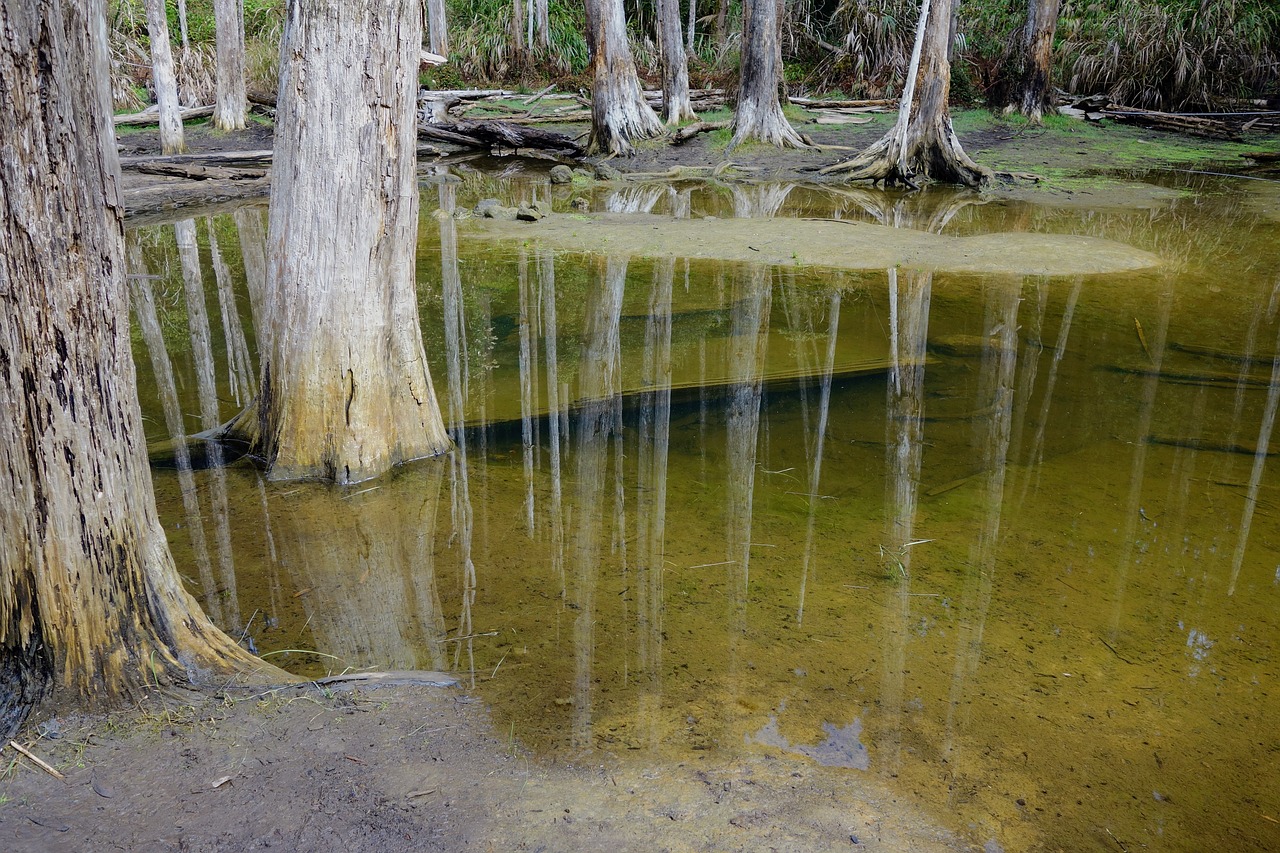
[{"left": 131, "top": 168, "right": 1280, "bottom": 851}]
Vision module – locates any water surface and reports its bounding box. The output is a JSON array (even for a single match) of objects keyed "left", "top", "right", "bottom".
[{"left": 130, "top": 167, "right": 1280, "bottom": 851}]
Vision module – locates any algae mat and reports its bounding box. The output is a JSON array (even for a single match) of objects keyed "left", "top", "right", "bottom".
[{"left": 465, "top": 213, "right": 1163, "bottom": 276}]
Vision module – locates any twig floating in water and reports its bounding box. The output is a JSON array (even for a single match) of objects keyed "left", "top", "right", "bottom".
[
  {"left": 1099, "top": 636, "right": 1137, "bottom": 665},
  {"left": 1134, "top": 318, "right": 1153, "bottom": 364}
]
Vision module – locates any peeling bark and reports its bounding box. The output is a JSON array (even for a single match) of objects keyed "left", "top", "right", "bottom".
[
  {"left": 730, "top": 0, "right": 809, "bottom": 149},
  {"left": 211, "top": 0, "right": 248, "bottom": 130},
  {"left": 819, "top": 0, "right": 989, "bottom": 188},
  {"left": 585, "top": 0, "right": 664, "bottom": 156},
  {"left": 0, "top": 0, "right": 272, "bottom": 735},
  {"left": 250, "top": 0, "right": 451, "bottom": 483}
]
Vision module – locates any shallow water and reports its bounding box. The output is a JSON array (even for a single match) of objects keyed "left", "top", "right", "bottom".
[{"left": 130, "top": 165, "right": 1280, "bottom": 851}]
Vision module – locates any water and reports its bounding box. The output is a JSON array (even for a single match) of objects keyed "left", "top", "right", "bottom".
[{"left": 129, "top": 166, "right": 1280, "bottom": 851}]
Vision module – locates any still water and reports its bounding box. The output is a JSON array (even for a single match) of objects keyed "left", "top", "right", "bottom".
[{"left": 129, "top": 166, "right": 1280, "bottom": 851}]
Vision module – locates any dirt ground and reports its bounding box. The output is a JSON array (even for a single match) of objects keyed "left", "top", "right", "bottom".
[
  {"left": 10, "top": 107, "right": 1274, "bottom": 853},
  {"left": 2, "top": 683, "right": 964, "bottom": 852}
]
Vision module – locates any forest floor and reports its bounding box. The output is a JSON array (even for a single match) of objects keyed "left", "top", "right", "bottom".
[{"left": 5, "top": 108, "right": 1274, "bottom": 853}]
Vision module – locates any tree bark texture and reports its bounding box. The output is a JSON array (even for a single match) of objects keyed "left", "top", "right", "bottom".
[
  {"left": 212, "top": 0, "right": 248, "bottom": 130},
  {"left": 1004, "top": 0, "right": 1061, "bottom": 123},
  {"left": 585, "top": 0, "right": 664, "bottom": 156},
  {"left": 427, "top": 0, "right": 449, "bottom": 55},
  {"left": 819, "top": 0, "right": 989, "bottom": 188},
  {"left": 0, "top": 0, "right": 267, "bottom": 735},
  {"left": 255, "top": 0, "right": 451, "bottom": 483},
  {"left": 143, "top": 0, "right": 186, "bottom": 152},
  {"left": 730, "top": 0, "right": 808, "bottom": 149},
  {"left": 658, "top": 0, "right": 696, "bottom": 125}
]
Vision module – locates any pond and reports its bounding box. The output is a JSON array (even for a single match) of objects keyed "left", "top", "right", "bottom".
[{"left": 128, "top": 164, "right": 1280, "bottom": 852}]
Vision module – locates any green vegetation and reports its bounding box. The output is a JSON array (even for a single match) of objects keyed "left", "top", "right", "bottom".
[{"left": 108, "top": 0, "right": 1278, "bottom": 113}]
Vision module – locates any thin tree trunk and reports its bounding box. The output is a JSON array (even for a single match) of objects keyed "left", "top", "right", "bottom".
[
  {"left": 427, "top": 0, "right": 450, "bottom": 56},
  {"left": 729, "top": 0, "right": 808, "bottom": 148},
  {"left": 819, "top": 0, "right": 988, "bottom": 187},
  {"left": 659, "top": 0, "right": 697, "bottom": 124},
  {"left": 687, "top": 0, "right": 697, "bottom": 52},
  {"left": 0, "top": 0, "right": 270, "bottom": 735},
  {"left": 212, "top": 0, "right": 248, "bottom": 130},
  {"left": 511, "top": 0, "right": 526, "bottom": 70},
  {"left": 1004, "top": 0, "right": 1061, "bottom": 123},
  {"left": 143, "top": 0, "right": 186, "bottom": 153},
  {"left": 534, "top": 0, "right": 549, "bottom": 48},
  {"left": 585, "top": 0, "right": 665, "bottom": 155},
  {"left": 247, "top": 0, "right": 451, "bottom": 483}
]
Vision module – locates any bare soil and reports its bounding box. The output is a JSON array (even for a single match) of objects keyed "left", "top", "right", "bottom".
[{"left": 2, "top": 684, "right": 963, "bottom": 852}]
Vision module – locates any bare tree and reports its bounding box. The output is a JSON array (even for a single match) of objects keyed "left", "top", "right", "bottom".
[
  {"left": 585, "top": 0, "right": 664, "bottom": 155},
  {"left": 143, "top": 0, "right": 185, "bottom": 153},
  {"left": 212, "top": 0, "right": 248, "bottom": 129},
  {"left": 820, "top": 0, "right": 989, "bottom": 188},
  {"left": 427, "top": 0, "right": 450, "bottom": 56},
  {"left": 730, "top": 0, "right": 809, "bottom": 148},
  {"left": 1000, "top": 0, "right": 1062, "bottom": 123},
  {"left": 658, "top": 0, "right": 697, "bottom": 124},
  {"left": 237, "top": 0, "right": 451, "bottom": 483},
  {"left": 0, "top": 0, "right": 270, "bottom": 734}
]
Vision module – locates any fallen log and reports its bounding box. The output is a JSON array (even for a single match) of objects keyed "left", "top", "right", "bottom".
[
  {"left": 114, "top": 104, "right": 215, "bottom": 127},
  {"left": 1098, "top": 104, "right": 1240, "bottom": 140},
  {"left": 119, "top": 150, "right": 273, "bottom": 168},
  {"left": 670, "top": 120, "right": 729, "bottom": 145},
  {"left": 134, "top": 163, "right": 267, "bottom": 181},
  {"left": 790, "top": 97, "right": 897, "bottom": 109},
  {"left": 418, "top": 119, "right": 584, "bottom": 156}
]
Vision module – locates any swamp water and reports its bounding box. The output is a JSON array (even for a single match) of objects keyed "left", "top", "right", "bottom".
[{"left": 129, "top": 168, "right": 1280, "bottom": 851}]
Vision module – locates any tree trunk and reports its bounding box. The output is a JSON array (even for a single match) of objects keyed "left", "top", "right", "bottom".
[
  {"left": 585, "top": 0, "right": 665, "bottom": 156},
  {"left": 510, "top": 0, "right": 526, "bottom": 70},
  {"left": 729, "top": 0, "right": 808, "bottom": 148},
  {"left": 1003, "top": 0, "right": 1061, "bottom": 123},
  {"left": 658, "top": 0, "right": 697, "bottom": 124},
  {"left": 0, "top": 0, "right": 271, "bottom": 735},
  {"left": 819, "top": 0, "right": 989, "bottom": 188},
  {"left": 212, "top": 0, "right": 248, "bottom": 130},
  {"left": 534, "top": 0, "right": 549, "bottom": 48},
  {"left": 143, "top": 0, "right": 186, "bottom": 153},
  {"left": 427, "top": 0, "right": 450, "bottom": 56},
  {"left": 248, "top": 0, "right": 451, "bottom": 483}
]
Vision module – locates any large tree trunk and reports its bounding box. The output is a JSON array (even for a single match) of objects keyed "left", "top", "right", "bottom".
[
  {"left": 0, "top": 0, "right": 271, "bottom": 736},
  {"left": 249, "top": 0, "right": 451, "bottom": 483},
  {"left": 729, "top": 0, "right": 808, "bottom": 148},
  {"left": 585, "top": 0, "right": 664, "bottom": 156},
  {"left": 212, "top": 0, "right": 248, "bottom": 130},
  {"left": 1002, "top": 0, "right": 1061, "bottom": 123},
  {"left": 819, "top": 0, "right": 989, "bottom": 188},
  {"left": 143, "top": 0, "right": 186, "bottom": 153},
  {"left": 658, "top": 0, "right": 696, "bottom": 124},
  {"left": 427, "top": 0, "right": 450, "bottom": 56}
]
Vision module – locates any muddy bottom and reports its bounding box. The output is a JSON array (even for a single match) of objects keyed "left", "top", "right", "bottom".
[{"left": 1, "top": 686, "right": 964, "bottom": 852}]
